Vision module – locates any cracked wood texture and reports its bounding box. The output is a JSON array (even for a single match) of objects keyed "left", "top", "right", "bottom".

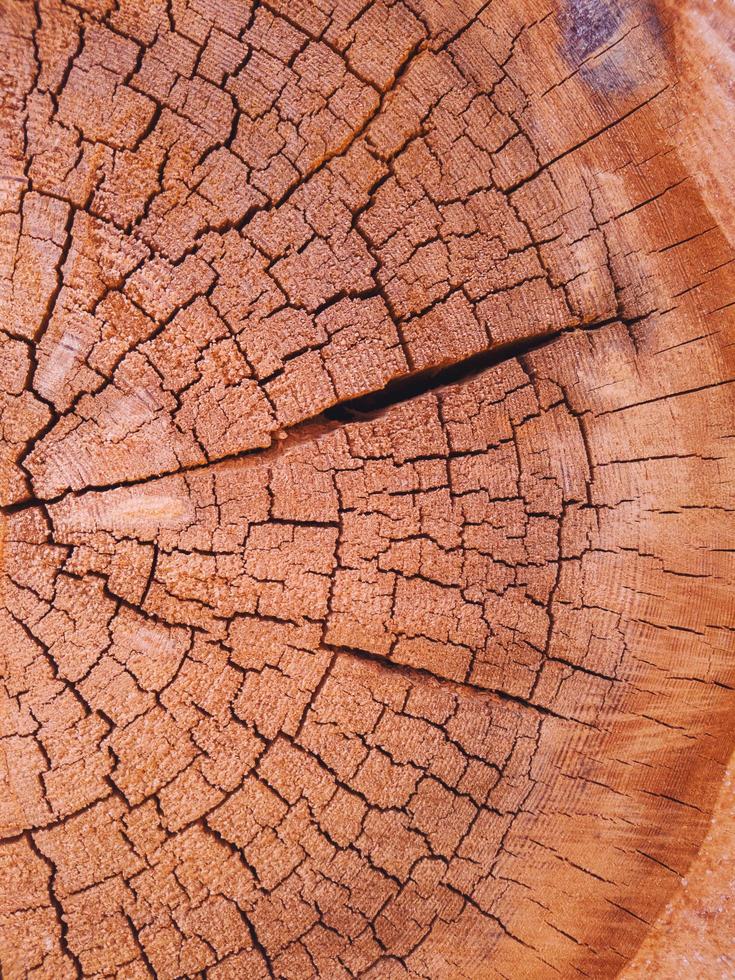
[{"left": 0, "top": 0, "right": 734, "bottom": 977}]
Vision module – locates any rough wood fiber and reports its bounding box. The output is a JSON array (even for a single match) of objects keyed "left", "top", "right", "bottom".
[
  {"left": 622, "top": 750, "right": 735, "bottom": 978},
  {"left": 0, "top": 0, "right": 733, "bottom": 977}
]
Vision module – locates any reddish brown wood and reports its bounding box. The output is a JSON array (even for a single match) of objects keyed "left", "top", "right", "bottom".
[{"left": 1, "top": 0, "right": 734, "bottom": 977}]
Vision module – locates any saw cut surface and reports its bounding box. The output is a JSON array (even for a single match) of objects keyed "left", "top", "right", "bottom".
[{"left": 1, "top": 0, "right": 734, "bottom": 977}]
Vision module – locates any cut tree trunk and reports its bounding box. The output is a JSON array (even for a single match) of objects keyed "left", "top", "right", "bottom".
[{"left": 1, "top": 0, "right": 733, "bottom": 977}]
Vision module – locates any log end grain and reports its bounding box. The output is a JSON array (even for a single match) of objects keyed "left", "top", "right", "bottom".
[{"left": 1, "top": 0, "right": 734, "bottom": 977}]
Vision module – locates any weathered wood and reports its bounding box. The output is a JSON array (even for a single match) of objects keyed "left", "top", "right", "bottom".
[{"left": 1, "top": 0, "right": 733, "bottom": 976}]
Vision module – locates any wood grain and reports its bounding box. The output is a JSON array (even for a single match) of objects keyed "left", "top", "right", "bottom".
[{"left": 0, "top": 0, "right": 733, "bottom": 976}]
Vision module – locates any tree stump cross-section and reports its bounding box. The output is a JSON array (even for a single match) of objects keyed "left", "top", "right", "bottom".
[{"left": 0, "top": 0, "right": 734, "bottom": 977}]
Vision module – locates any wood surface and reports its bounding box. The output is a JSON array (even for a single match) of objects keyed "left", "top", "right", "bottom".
[
  {"left": 0, "top": 0, "right": 733, "bottom": 977},
  {"left": 621, "top": 748, "right": 735, "bottom": 978}
]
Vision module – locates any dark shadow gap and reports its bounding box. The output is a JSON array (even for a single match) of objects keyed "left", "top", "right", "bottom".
[{"left": 324, "top": 317, "right": 620, "bottom": 421}]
